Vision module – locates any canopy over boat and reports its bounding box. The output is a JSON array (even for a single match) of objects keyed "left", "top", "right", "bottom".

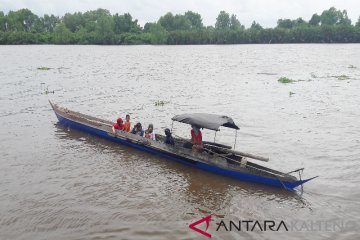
[{"left": 172, "top": 113, "right": 240, "bottom": 131}]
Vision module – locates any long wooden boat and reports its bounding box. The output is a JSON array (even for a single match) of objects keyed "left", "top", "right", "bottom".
[{"left": 50, "top": 101, "right": 317, "bottom": 190}]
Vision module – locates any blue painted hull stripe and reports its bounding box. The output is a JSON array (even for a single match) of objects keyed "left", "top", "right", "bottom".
[{"left": 55, "top": 113, "right": 303, "bottom": 189}]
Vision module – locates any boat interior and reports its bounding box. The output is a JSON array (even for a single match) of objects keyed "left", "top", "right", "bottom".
[{"left": 51, "top": 102, "right": 297, "bottom": 181}]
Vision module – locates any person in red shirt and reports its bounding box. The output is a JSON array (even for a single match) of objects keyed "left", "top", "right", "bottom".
[
  {"left": 191, "top": 125, "right": 203, "bottom": 152},
  {"left": 112, "top": 118, "right": 125, "bottom": 134}
]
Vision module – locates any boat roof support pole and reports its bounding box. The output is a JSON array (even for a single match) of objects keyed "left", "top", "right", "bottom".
[
  {"left": 214, "top": 131, "right": 217, "bottom": 143},
  {"left": 171, "top": 121, "right": 174, "bottom": 132},
  {"left": 233, "top": 130, "right": 238, "bottom": 149}
]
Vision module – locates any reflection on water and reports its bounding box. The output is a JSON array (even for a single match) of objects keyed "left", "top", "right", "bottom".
[
  {"left": 0, "top": 45, "right": 359, "bottom": 240},
  {"left": 54, "top": 123, "right": 307, "bottom": 213}
]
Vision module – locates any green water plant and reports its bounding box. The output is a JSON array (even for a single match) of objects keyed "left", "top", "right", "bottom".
[
  {"left": 348, "top": 65, "right": 357, "bottom": 69},
  {"left": 310, "top": 73, "right": 317, "bottom": 78},
  {"left": 37, "top": 67, "right": 51, "bottom": 70},
  {"left": 334, "top": 75, "right": 350, "bottom": 80},
  {"left": 155, "top": 100, "right": 169, "bottom": 106},
  {"left": 289, "top": 91, "right": 296, "bottom": 96},
  {"left": 278, "top": 77, "right": 296, "bottom": 84},
  {"left": 43, "top": 86, "right": 54, "bottom": 94}
]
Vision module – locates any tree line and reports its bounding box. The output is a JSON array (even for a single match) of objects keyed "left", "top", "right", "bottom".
[{"left": 1, "top": 7, "right": 360, "bottom": 45}]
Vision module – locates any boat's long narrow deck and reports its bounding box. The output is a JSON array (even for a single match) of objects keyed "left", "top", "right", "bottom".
[{"left": 51, "top": 102, "right": 298, "bottom": 183}]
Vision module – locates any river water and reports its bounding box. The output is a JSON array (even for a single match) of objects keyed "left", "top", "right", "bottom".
[{"left": 0, "top": 44, "right": 359, "bottom": 240}]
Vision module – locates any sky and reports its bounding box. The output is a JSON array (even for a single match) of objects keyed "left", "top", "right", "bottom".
[{"left": 1, "top": 0, "right": 359, "bottom": 28}]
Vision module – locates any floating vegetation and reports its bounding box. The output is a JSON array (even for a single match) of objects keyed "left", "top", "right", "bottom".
[
  {"left": 348, "top": 65, "right": 357, "bottom": 69},
  {"left": 37, "top": 67, "right": 51, "bottom": 70},
  {"left": 154, "top": 100, "right": 168, "bottom": 106},
  {"left": 334, "top": 75, "right": 350, "bottom": 80},
  {"left": 289, "top": 91, "right": 296, "bottom": 96},
  {"left": 310, "top": 73, "right": 317, "bottom": 78},
  {"left": 278, "top": 77, "right": 296, "bottom": 84},
  {"left": 43, "top": 86, "right": 54, "bottom": 95},
  {"left": 257, "top": 72, "right": 277, "bottom": 76}
]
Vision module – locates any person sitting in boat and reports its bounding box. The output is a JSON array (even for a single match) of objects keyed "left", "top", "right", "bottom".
[
  {"left": 123, "top": 114, "right": 131, "bottom": 132},
  {"left": 191, "top": 125, "right": 203, "bottom": 152},
  {"left": 112, "top": 118, "right": 125, "bottom": 134},
  {"left": 144, "top": 124, "right": 156, "bottom": 140},
  {"left": 144, "top": 130, "right": 149, "bottom": 138},
  {"left": 131, "top": 122, "right": 144, "bottom": 136},
  {"left": 164, "top": 128, "right": 175, "bottom": 146}
]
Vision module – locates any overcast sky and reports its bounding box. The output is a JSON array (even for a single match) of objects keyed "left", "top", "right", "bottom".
[{"left": 1, "top": 0, "right": 359, "bottom": 27}]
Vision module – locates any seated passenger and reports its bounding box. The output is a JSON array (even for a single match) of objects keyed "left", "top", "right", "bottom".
[
  {"left": 131, "top": 122, "right": 144, "bottom": 137},
  {"left": 144, "top": 130, "right": 150, "bottom": 138},
  {"left": 191, "top": 125, "right": 203, "bottom": 152},
  {"left": 112, "top": 118, "right": 124, "bottom": 134},
  {"left": 144, "top": 124, "right": 156, "bottom": 140},
  {"left": 123, "top": 114, "right": 131, "bottom": 132},
  {"left": 164, "top": 128, "right": 175, "bottom": 146}
]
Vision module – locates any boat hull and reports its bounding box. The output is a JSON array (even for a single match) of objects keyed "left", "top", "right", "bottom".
[{"left": 53, "top": 110, "right": 311, "bottom": 190}]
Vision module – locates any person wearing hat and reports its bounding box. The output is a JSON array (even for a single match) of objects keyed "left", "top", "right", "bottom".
[
  {"left": 112, "top": 118, "right": 125, "bottom": 134},
  {"left": 131, "top": 122, "right": 144, "bottom": 137},
  {"left": 164, "top": 128, "right": 175, "bottom": 146}
]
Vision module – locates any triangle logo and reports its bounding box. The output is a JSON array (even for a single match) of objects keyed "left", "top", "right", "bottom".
[{"left": 189, "top": 215, "right": 212, "bottom": 238}]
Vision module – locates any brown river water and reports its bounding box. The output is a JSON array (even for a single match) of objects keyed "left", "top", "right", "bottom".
[{"left": 0, "top": 45, "right": 359, "bottom": 240}]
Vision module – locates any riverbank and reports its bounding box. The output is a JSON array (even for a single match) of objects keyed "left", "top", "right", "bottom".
[{"left": 1, "top": 7, "right": 360, "bottom": 45}]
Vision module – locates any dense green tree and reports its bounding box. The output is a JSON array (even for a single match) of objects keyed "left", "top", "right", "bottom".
[
  {"left": 158, "top": 13, "right": 191, "bottom": 31},
  {"left": 230, "top": 14, "right": 244, "bottom": 30},
  {"left": 42, "top": 14, "right": 60, "bottom": 32},
  {"left": 271, "top": 27, "right": 289, "bottom": 42},
  {"left": 73, "top": 27, "right": 89, "bottom": 43},
  {"left": 309, "top": 14, "right": 321, "bottom": 26},
  {"left": 63, "top": 12, "right": 84, "bottom": 32},
  {"left": 158, "top": 12, "right": 175, "bottom": 31},
  {"left": 250, "top": 21, "right": 263, "bottom": 30},
  {"left": 148, "top": 23, "right": 168, "bottom": 44},
  {"left": 293, "top": 18, "right": 307, "bottom": 27},
  {"left": 173, "top": 15, "right": 191, "bottom": 30},
  {"left": 114, "top": 13, "right": 141, "bottom": 34},
  {"left": 277, "top": 19, "right": 293, "bottom": 29},
  {"left": 338, "top": 10, "right": 351, "bottom": 25},
  {"left": 320, "top": 24, "right": 335, "bottom": 42},
  {"left": 0, "top": 7, "right": 359, "bottom": 45},
  {"left": 5, "top": 9, "right": 39, "bottom": 32},
  {"left": 215, "top": 11, "right": 230, "bottom": 29},
  {"left": 53, "top": 22, "right": 73, "bottom": 44},
  {"left": 333, "top": 24, "right": 355, "bottom": 42},
  {"left": 0, "top": 11, "right": 6, "bottom": 31},
  {"left": 5, "top": 11, "right": 22, "bottom": 31},
  {"left": 83, "top": 8, "right": 111, "bottom": 21},
  {"left": 356, "top": 17, "right": 360, "bottom": 28},
  {"left": 95, "top": 15, "right": 114, "bottom": 44},
  {"left": 144, "top": 22, "right": 155, "bottom": 32},
  {"left": 184, "top": 11, "right": 203, "bottom": 29},
  {"left": 82, "top": 9, "right": 112, "bottom": 33},
  {"left": 321, "top": 7, "right": 341, "bottom": 25},
  {"left": 20, "top": 9, "right": 38, "bottom": 32},
  {"left": 246, "top": 27, "right": 261, "bottom": 43}
]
